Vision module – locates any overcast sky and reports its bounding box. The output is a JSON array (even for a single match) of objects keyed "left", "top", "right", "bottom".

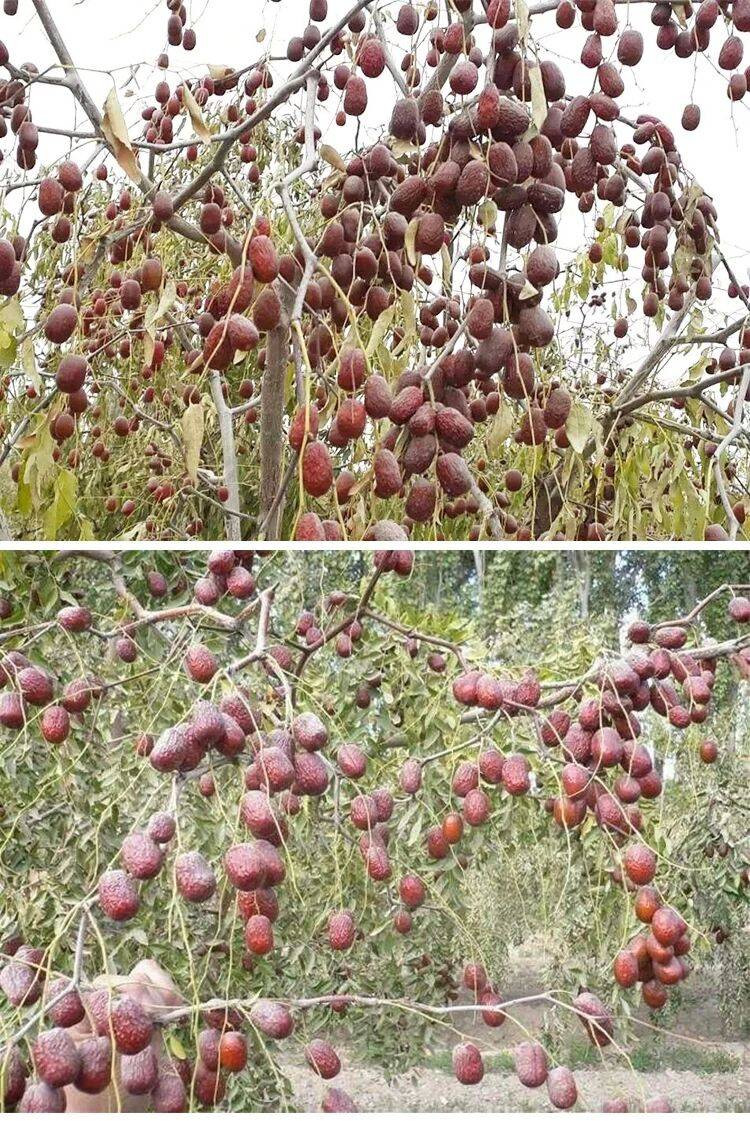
[{"left": 6, "top": 0, "right": 750, "bottom": 281}]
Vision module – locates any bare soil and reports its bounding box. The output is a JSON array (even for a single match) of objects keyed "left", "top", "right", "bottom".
[
  {"left": 284, "top": 1057, "right": 750, "bottom": 1113},
  {"left": 280, "top": 951, "right": 750, "bottom": 1112}
]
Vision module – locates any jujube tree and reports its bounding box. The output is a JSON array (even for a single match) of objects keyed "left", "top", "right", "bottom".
[
  {"left": 1, "top": 548, "right": 749, "bottom": 1111},
  {"left": 1, "top": 0, "right": 750, "bottom": 540}
]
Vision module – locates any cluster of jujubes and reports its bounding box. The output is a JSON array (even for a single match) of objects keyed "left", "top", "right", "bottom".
[{"left": 2, "top": 561, "right": 749, "bottom": 1112}]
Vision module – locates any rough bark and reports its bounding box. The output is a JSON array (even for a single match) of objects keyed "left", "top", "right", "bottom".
[{"left": 258, "top": 320, "right": 291, "bottom": 539}]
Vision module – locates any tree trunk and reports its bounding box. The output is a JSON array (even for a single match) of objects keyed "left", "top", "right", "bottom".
[
  {"left": 571, "top": 552, "right": 591, "bottom": 618},
  {"left": 258, "top": 320, "right": 290, "bottom": 539}
]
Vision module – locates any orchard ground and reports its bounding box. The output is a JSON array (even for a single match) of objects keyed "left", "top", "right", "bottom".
[{"left": 284, "top": 941, "right": 750, "bottom": 1111}]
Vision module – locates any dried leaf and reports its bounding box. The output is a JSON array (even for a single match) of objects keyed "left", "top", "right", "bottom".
[
  {"left": 440, "top": 243, "right": 452, "bottom": 287},
  {"left": 181, "top": 401, "right": 204, "bottom": 484},
  {"left": 487, "top": 401, "right": 514, "bottom": 455},
  {"left": 101, "top": 88, "right": 141, "bottom": 182},
  {"left": 319, "top": 144, "right": 347, "bottom": 173},
  {"left": 182, "top": 83, "right": 212, "bottom": 142},
  {"left": 565, "top": 399, "right": 595, "bottom": 454},
  {"left": 405, "top": 217, "right": 419, "bottom": 267},
  {"left": 529, "top": 65, "right": 548, "bottom": 133},
  {"left": 207, "top": 64, "right": 234, "bottom": 80},
  {"left": 366, "top": 305, "right": 395, "bottom": 357},
  {"left": 517, "top": 0, "right": 530, "bottom": 41}
]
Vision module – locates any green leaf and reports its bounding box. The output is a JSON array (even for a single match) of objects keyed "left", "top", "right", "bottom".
[
  {"left": 0, "top": 332, "right": 17, "bottom": 370},
  {"left": 42, "top": 468, "right": 77, "bottom": 538},
  {"left": 22, "top": 423, "right": 56, "bottom": 509},
  {"left": 169, "top": 1037, "right": 187, "bottom": 1061},
  {"left": 0, "top": 296, "right": 24, "bottom": 332}
]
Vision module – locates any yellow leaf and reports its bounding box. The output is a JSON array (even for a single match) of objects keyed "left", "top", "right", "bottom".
[
  {"left": 565, "top": 399, "right": 596, "bottom": 454},
  {"left": 0, "top": 297, "right": 24, "bottom": 331},
  {"left": 319, "top": 144, "right": 347, "bottom": 173},
  {"left": 169, "top": 1037, "right": 187, "bottom": 1061},
  {"left": 400, "top": 289, "right": 416, "bottom": 343},
  {"left": 20, "top": 337, "right": 38, "bottom": 389},
  {"left": 43, "top": 468, "right": 77, "bottom": 538},
  {"left": 181, "top": 401, "right": 204, "bottom": 484},
  {"left": 145, "top": 279, "right": 177, "bottom": 334},
  {"left": 529, "top": 65, "right": 547, "bottom": 133},
  {"left": 517, "top": 0, "right": 530, "bottom": 41},
  {"left": 143, "top": 279, "right": 177, "bottom": 368},
  {"left": 22, "top": 422, "right": 55, "bottom": 509},
  {"left": 477, "top": 199, "right": 497, "bottom": 229},
  {"left": 182, "top": 83, "right": 212, "bottom": 142},
  {"left": 366, "top": 305, "right": 395, "bottom": 357},
  {"left": 487, "top": 401, "right": 514, "bottom": 456},
  {"left": 440, "top": 243, "right": 452, "bottom": 288},
  {"left": 101, "top": 88, "right": 141, "bottom": 182},
  {"left": 405, "top": 217, "right": 419, "bottom": 267},
  {"left": 207, "top": 64, "right": 234, "bottom": 80},
  {"left": 391, "top": 139, "right": 421, "bottom": 159}
]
